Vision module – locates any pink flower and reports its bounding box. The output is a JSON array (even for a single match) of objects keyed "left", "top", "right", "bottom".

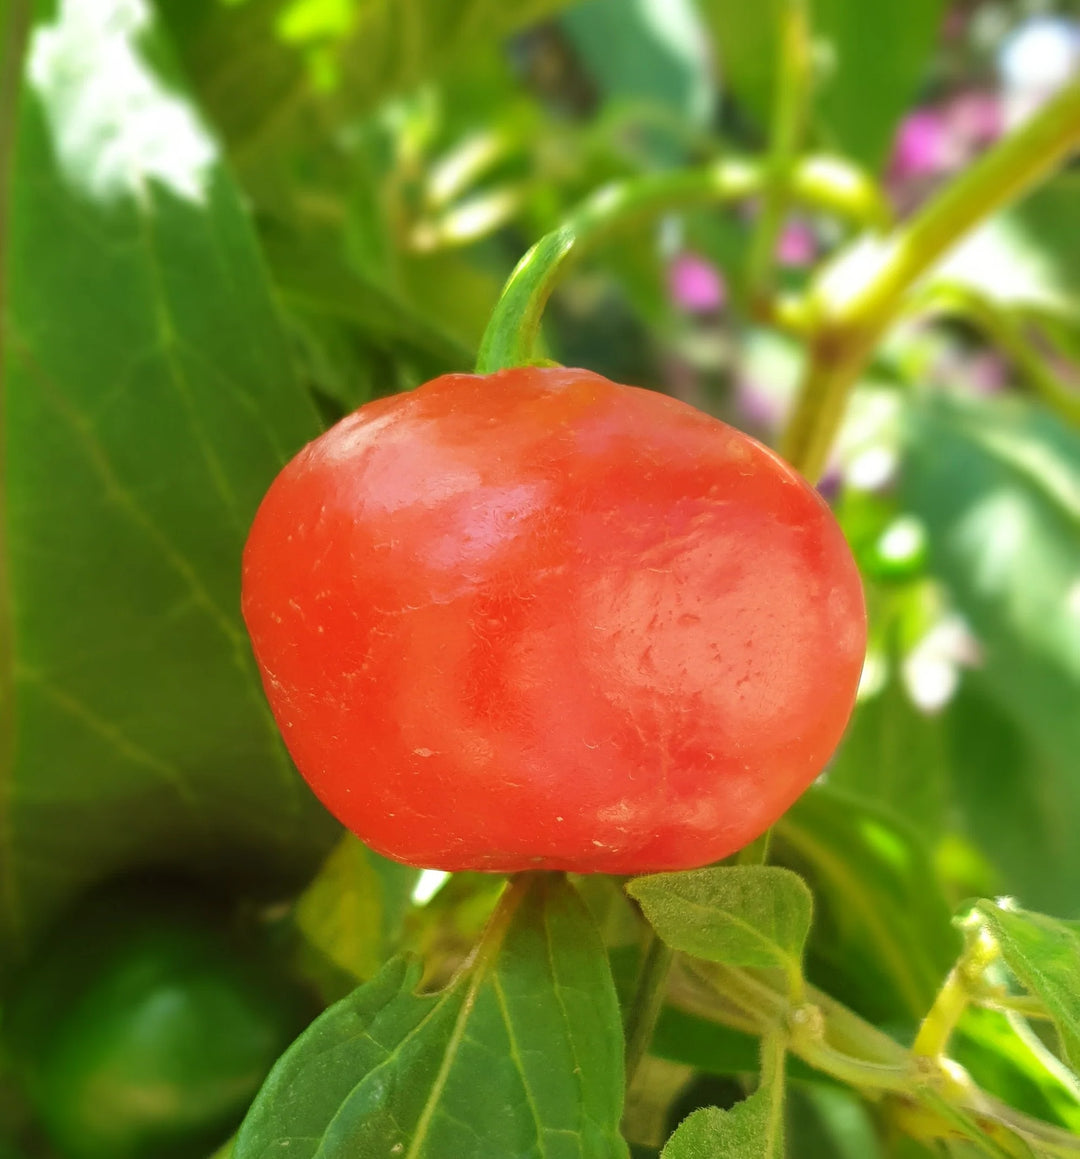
[
  {"left": 776, "top": 221, "right": 816, "bottom": 267},
  {"left": 946, "top": 91, "right": 1002, "bottom": 147},
  {"left": 668, "top": 253, "right": 726, "bottom": 313},
  {"left": 889, "top": 109, "right": 951, "bottom": 180}
]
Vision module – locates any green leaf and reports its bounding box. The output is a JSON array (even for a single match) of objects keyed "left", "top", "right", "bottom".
[
  {"left": 650, "top": 1008, "right": 761, "bottom": 1077},
  {"left": 935, "top": 184, "right": 1080, "bottom": 320},
  {"left": 700, "top": 0, "right": 945, "bottom": 169},
  {"left": 293, "top": 834, "right": 420, "bottom": 993},
  {"left": 811, "top": 0, "right": 946, "bottom": 170},
  {"left": 233, "top": 874, "right": 630, "bottom": 1159},
  {"left": 826, "top": 658, "right": 950, "bottom": 839},
  {"left": 162, "top": 0, "right": 578, "bottom": 161},
  {"left": 943, "top": 680, "right": 1076, "bottom": 922},
  {"left": 627, "top": 867, "right": 811, "bottom": 990},
  {"left": 264, "top": 228, "right": 472, "bottom": 414},
  {"left": 773, "top": 787, "right": 959, "bottom": 1025},
  {"left": 902, "top": 393, "right": 1080, "bottom": 914},
  {"left": 975, "top": 901, "right": 1080, "bottom": 1070},
  {"left": 784, "top": 1085, "right": 884, "bottom": 1159},
  {"left": 153, "top": 0, "right": 305, "bottom": 156},
  {"left": 649, "top": 1008, "right": 829, "bottom": 1088},
  {"left": 913, "top": 1091, "right": 1026, "bottom": 1159},
  {"left": 952, "top": 1004, "right": 1080, "bottom": 1134},
  {"left": 0, "top": 0, "right": 339, "bottom": 963},
  {"left": 661, "top": 1038, "right": 785, "bottom": 1159},
  {"left": 561, "top": 0, "right": 714, "bottom": 165}
]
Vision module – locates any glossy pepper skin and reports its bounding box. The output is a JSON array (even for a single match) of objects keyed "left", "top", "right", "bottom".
[{"left": 242, "top": 367, "right": 866, "bottom": 874}]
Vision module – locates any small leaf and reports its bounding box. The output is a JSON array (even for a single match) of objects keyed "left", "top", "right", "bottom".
[
  {"left": 293, "top": 834, "right": 419, "bottom": 989},
  {"left": 661, "top": 1037, "right": 785, "bottom": 1158},
  {"left": 975, "top": 901, "right": 1080, "bottom": 1070},
  {"left": 234, "top": 874, "right": 629, "bottom": 1159},
  {"left": 628, "top": 866, "right": 812, "bottom": 989}
]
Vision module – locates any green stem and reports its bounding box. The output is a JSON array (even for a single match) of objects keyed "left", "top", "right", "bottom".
[
  {"left": 915, "top": 917, "right": 1001, "bottom": 1058},
  {"left": 747, "top": 0, "right": 813, "bottom": 309},
  {"left": 735, "top": 826, "right": 774, "bottom": 867},
  {"left": 669, "top": 956, "right": 1080, "bottom": 1153},
  {"left": 476, "top": 160, "right": 761, "bottom": 374},
  {"left": 781, "top": 76, "right": 1080, "bottom": 480},
  {"left": 975, "top": 993, "right": 1053, "bottom": 1020},
  {"left": 917, "top": 281, "right": 1080, "bottom": 426},
  {"left": 476, "top": 154, "right": 891, "bottom": 375},
  {"left": 912, "top": 966, "right": 971, "bottom": 1058},
  {"left": 623, "top": 931, "right": 675, "bottom": 1089}
]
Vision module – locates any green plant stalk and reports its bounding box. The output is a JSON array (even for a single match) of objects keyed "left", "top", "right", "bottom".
[
  {"left": 623, "top": 931, "right": 676, "bottom": 1090},
  {"left": 781, "top": 76, "right": 1080, "bottom": 479},
  {"left": 914, "top": 919, "right": 1000, "bottom": 1058},
  {"left": 476, "top": 160, "right": 760, "bottom": 373},
  {"left": 912, "top": 966, "right": 971, "bottom": 1058},
  {"left": 916, "top": 281, "right": 1080, "bottom": 426},
  {"left": 476, "top": 155, "right": 891, "bottom": 375},
  {"left": 669, "top": 957, "right": 1080, "bottom": 1154},
  {"left": 746, "top": 0, "right": 813, "bottom": 310},
  {"left": 735, "top": 827, "right": 773, "bottom": 867}
]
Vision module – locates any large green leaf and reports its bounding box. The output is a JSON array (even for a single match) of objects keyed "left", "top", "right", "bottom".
[
  {"left": 0, "top": 0, "right": 339, "bottom": 964},
  {"left": 902, "top": 393, "right": 1080, "bottom": 915},
  {"left": 234, "top": 874, "right": 630, "bottom": 1159},
  {"left": 264, "top": 228, "right": 472, "bottom": 416},
  {"left": 811, "top": 0, "right": 945, "bottom": 170},
  {"left": 700, "top": 0, "right": 945, "bottom": 169}
]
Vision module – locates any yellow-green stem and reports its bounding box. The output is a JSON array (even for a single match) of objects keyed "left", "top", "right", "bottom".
[
  {"left": 747, "top": 0, "right": 813, "bottom": 309},
  {"left": 782, "top": 77, "right": 1080, "bottom": 480}
]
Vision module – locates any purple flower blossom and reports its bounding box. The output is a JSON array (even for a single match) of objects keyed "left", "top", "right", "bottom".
[
  {"left": 668, "top": 253, "right": 726, "bottom": 313},
  {"left": 776, "top": 220, "right": 816, "bottom": 267},
  {"left": 889, "top": 109, "right": 951, "bottom": 180}
]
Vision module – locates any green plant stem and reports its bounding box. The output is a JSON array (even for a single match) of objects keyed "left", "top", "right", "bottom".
[
  {"left": 975, "top": 993, "right": 1053, "bottom": 1020},
  {"left": 916, "top": 281, "right": 1080, "bottom": 426},
  {"left": 915, "top": 917, "right": 1001, "bottom": 1058},
  {"left": 747, "top": 0, "right": 812, "bottom": 310},
  {"left": 912, "top": 966, "right": 971, "bottom": 1058},
  {"left": 477, "top": 160, "right": 760, "bottom": 373},
  {"left": 781, "top": 76, "right": 1080, "bottom": 480},
  {"left": 475, "top": 154, "right": 891, "bottom": 375},
  {"left": 735, "top": 827, "right": 773, "bottom": 867},
  {"left": 623, "top": 931, "right": 675, "bottom": 1089},
  {"left": 667, "top": 956, "right": 1080, "bottom": 1154}
]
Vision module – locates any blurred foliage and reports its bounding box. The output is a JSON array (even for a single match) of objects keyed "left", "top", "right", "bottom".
[{"left": 3, "top": 0, "right": 1080, "bottom": 1156}]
